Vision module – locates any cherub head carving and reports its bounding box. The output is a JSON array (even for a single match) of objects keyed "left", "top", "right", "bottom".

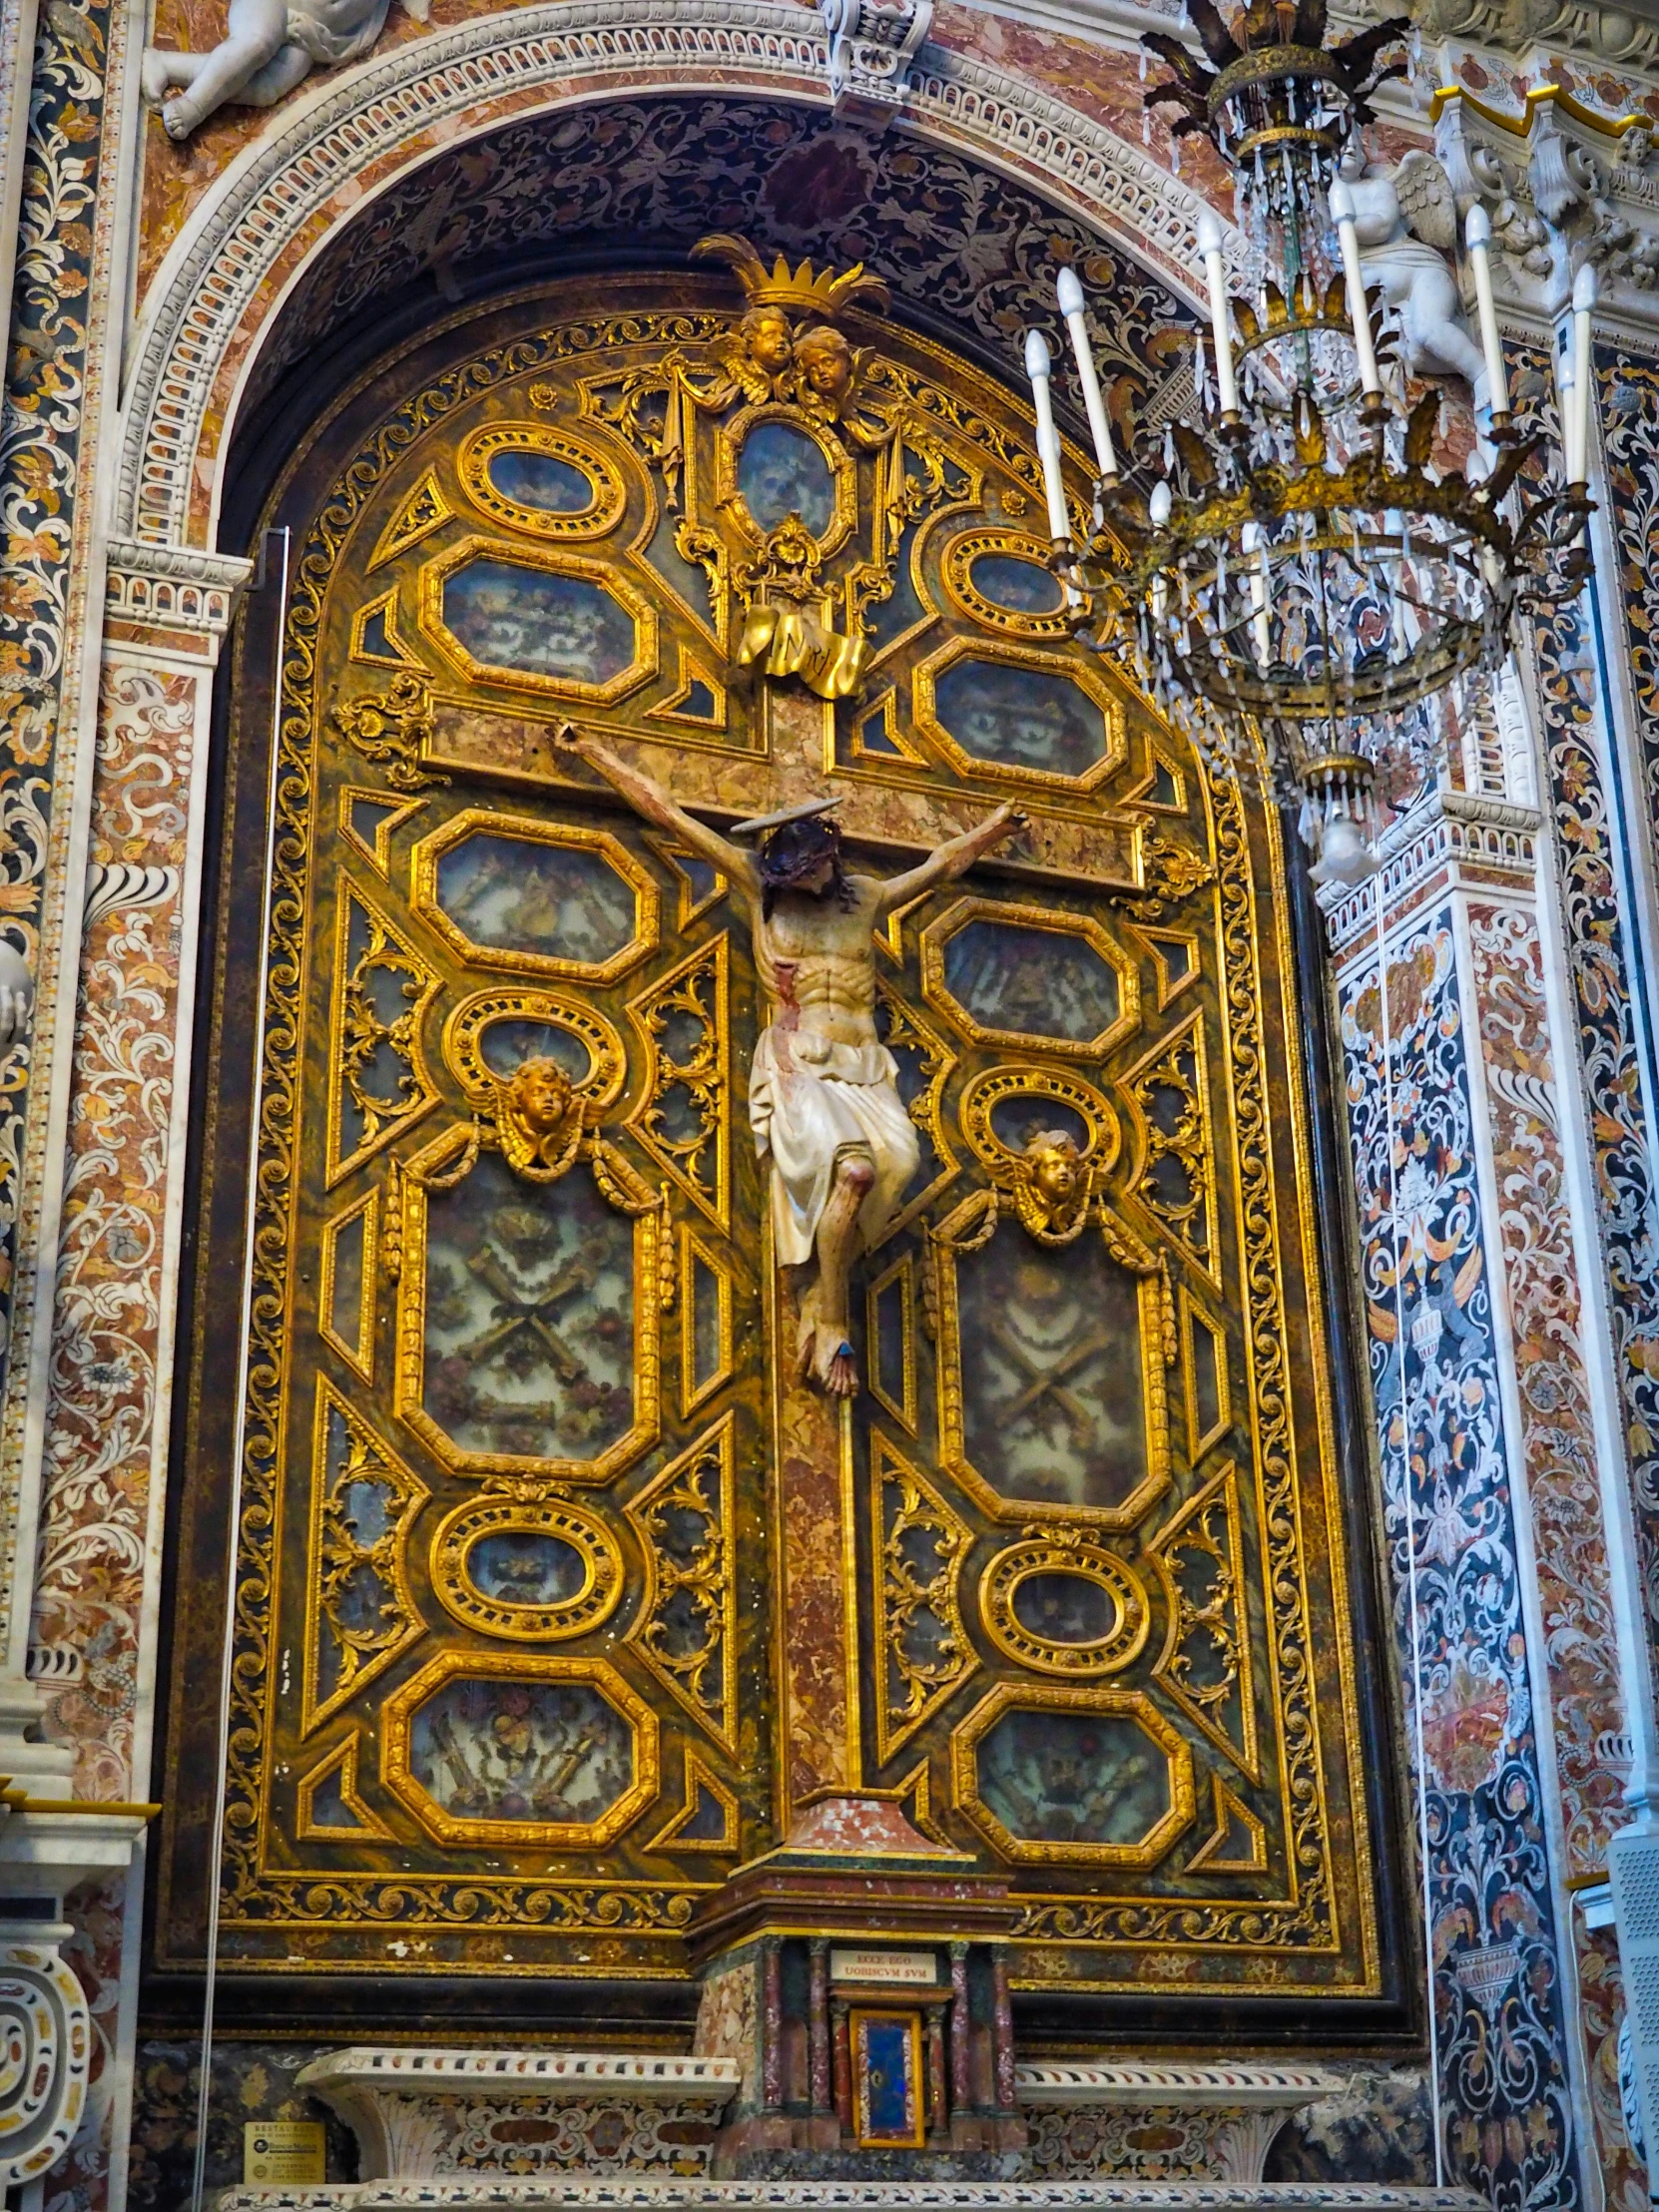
[
  {"left": 739, "top": 304, "right": 796, "bottom": 381},
  {"left": 494, "top": 1056, "right": 583, "bottom": 1181},
  {"left": 1016, "top": 1128, "right": 1094, "bottom": 1242},
  {"left": 794, "top": 324, "right": 856, "bottom": 415}
]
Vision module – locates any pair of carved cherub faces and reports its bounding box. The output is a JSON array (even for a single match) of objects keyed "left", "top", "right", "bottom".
[{"left": 739, "top": 305, "right": 855, "bottom": 410}]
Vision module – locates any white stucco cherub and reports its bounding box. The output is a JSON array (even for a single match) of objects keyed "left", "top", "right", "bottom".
[
  {"left": 1338, "top": 143, "right": 1488, "bottom": 388},
  {"left": 141, "top": 0, "right": 427, "bottom": 141}
]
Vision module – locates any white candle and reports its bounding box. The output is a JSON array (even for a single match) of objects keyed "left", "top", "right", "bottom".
[
  {"left": 1556, "top": 352, "right": 1579, "bottom": 486},
  {"left": 1241, "top": 521, "right": 1272, "bottom": 670},
  {"left": 1056, "top": 267, "right": 1119, "bottom": 481},
  {"left": 1024, "top": 327, "right": 1071, "bottom": 547},
  {"left": 1463, "top": 204, "right": 1510, "bottom": 419},
  {"left": 1570, "top": 261, "right": 1596, "bottom": 484},
  {"left": 1195, "top": 211, "right": 1240, "bottom": 416},
  {"left": 1149, "top": 480, "right": 1172, "bottom": 630},
  {"left": 1328, "top": 180, "right": 1382, "bottom": 402}
]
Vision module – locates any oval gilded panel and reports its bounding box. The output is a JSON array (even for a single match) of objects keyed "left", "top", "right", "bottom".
[
  {"left": 944, "top": 528, "right": 1072, "bottom": 638},
  {"left": 980, "top": 1536, "right": 1150, "bottom": 1676},
  {"left": 457, "top": 423, "right": 627, "bottom": 539},
  {"left": 432, "top": 1495, "right": 624, "bottom": 1641}
]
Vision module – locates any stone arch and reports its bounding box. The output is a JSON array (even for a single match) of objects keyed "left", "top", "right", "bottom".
[{"left": 116, "top": 0, "right": 1232, "bottom": 553}]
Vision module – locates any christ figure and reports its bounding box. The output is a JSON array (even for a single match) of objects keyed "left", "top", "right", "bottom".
[{"left": 557, "top": 728, "right": 1022, "bottom": 1395}]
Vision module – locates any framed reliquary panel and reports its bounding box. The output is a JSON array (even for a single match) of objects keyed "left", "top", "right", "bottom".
[{"left": 153, "top": 253, "right": 1397, "bottom": 2028}]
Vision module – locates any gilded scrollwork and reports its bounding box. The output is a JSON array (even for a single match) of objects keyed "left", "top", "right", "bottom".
[
  {"left": 870, "top": 1432, "right": 976, "bottom": 1763},
  {"left": 302, "top": 1382, "right": 430, "bottom": 1734},
  {"left": 625, "top": 940, "right": 729, "bottom": 1228},
  {"left": 327, "top": 883, "right": 440, "bottom": 1184},
  {"left": 625, "top": 1416, "right": 738, "bottom": 1750},
  {"left": 332, "top": 671, "right": 447, "bottom": 793},
  {"left": 1147, "top": 1461, "right": 1259, "bottom": 1783},
  {"left": 1120, "top": 1011, "right": 1219, "bottom": 1282}
]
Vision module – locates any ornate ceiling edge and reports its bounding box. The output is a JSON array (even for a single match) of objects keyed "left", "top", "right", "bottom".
[{"left": 116, "top": 0, "right": 1224, "bottom": 554}]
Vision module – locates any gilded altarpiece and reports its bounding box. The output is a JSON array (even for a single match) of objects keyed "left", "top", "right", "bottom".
[{"left": 157, "top": 266, "right": 1382, "bottom": 2007}]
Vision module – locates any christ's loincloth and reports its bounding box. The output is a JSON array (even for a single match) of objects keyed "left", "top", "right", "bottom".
[{"left": 749, "top": 1024, "right": 920, "bottom": 1268}]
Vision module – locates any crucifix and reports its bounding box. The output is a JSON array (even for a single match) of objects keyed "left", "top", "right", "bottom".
[{"left": 557, "top": 726, "right": 1022, "bottom": 1395}]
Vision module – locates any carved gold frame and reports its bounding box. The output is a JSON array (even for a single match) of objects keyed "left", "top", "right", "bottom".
[
  {"left": 318, "top": 1189, "right": 377, "bottom": 1383},
  {"left": 380, "top": 1650, "right": 659, "bottom": 1850},
  {"left": 939, "top": 526, "right": 1074, "bottom": 641},
  {"left": 441, "top": 986, "right": 628, "bottom": 1114},
  {"left": 950, "top": 1681, "right": 1196, "bottom": 1869},
  {"left": 912, "top": 635, "right": 1128, "bottom": 792},
  {"left": 300, "top": 1380, "right": 430, "bottom": 1736},
  {"left": 920, "top": 896, "right": 1140, "bottom": 1060},
  {"left": 429, "top": 1493, "right": 625, "bottom": 1643},
  {"left": 929, "top": 1195, "right": 1172, "bottom": 1531},
  {"left": 455, "top": 421, "right": 627, "bottom": 540},
  {"left": 325, "top": 878, "right": 440, "bottom": 1187},
  {"left": 418, "top": 533, "right": 659, "bottom": 704},
  {"left": 391, "top": 1120, "right": 663, "bottom": 1484},
  {"left": 978, "top": 1533, "right": 1151, "bottom": 1679},
  {"left": 712, "top": 403, "right": 857, "bottom": 559},
  {"left": 411, "top": 809, "right": 658, "bottom": 985}
]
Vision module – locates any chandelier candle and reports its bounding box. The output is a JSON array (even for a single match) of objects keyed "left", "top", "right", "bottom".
[
  {"left": 1022, "top": 327, "right": 1071, "bottom": 550},
  {"left": 1195, "top": 212, "right": 1240, "bottom": 418},
  {"left": 1462, "top": 204, "right": 1511, "bottom": 423},
  {"left": 1056, "top": 267, "right": 1119, "bottom": 484}
]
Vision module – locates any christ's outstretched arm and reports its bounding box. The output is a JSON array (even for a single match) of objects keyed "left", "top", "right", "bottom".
[
  {"left": 869, "top": 803, "right": 1026, "bottom": 917},
  {"left": 555, "top": 724, "right": 761, "bottom": 898}
]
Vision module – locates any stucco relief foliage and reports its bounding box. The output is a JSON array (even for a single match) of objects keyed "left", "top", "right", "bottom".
[
  {"left": 1467, "top": 902, "right": 1625, "bottom": 1874},
  {"left": 240, "top": 96, "right": 1192, "bottom": 433},
  {"left": 0, "top": 0, "right": 110, "bottom": 1378},
  {"left": 1340, "top": 915, "right": 1578, "bottom": 2211},
  {"left": 30, "top": 663, "right": 198, "bottom": 1801}
]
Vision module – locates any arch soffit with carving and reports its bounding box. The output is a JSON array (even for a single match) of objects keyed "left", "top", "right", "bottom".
[{"left": 117, "top": 0, "right": 1229, "bottom": 553}]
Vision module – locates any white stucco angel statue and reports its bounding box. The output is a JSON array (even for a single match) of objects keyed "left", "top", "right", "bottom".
[
  {"left": 1338, "top": 143, "right": 1488, "bottom": 388},
  {"left": 141, "top": 0, "right": 427, "bottom": 140}
]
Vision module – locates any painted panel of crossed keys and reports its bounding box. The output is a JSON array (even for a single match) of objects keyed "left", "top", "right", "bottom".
[{"left": 218, "top": 247, "right": 1378, "bottom": 1995}]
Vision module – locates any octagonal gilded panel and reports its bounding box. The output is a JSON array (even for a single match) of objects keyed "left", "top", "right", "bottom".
[
  {"left": 412, "top": 810, "right": 656, "bottom": 984},
  {"left": 921, "top": 897, "right": 1139, "bottom": 1059},
  {"left": 382, "top": 1652, "right": 657, "bottom": 1848},
  {"left": 915, "top": 638, "right": 1126, "bottom": 789},
  {"left": 419, "top": 535, "right": 656, "bottom": 703},
  {"left": 951, "top": 1684, "right": 1193, "bottom": 1867},
  {"left": 393, "top": 1129, "right": 660, "bottom": 1484}
]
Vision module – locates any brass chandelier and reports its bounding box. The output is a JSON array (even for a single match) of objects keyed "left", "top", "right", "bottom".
[{"left": 1023, "top": 0, "right": 1595, "bottom": 884}]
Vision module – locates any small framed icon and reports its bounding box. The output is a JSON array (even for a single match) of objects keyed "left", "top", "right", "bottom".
[{"left": 849, "top": 2006, "right": 925, "bottom": 2149}]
